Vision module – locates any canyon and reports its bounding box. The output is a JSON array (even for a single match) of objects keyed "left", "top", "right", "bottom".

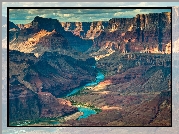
[
  {"left": 60, "top": 12, "right": 171, "bottom": 55},
  {"left": 8, "top": 11, "right": 171, "bottom": 126},
  {"left": 64, "top": 52, "right": 171, "bottom": 126},
  {"left": 10, "top": 12, "right": 171, "bottom": 56}
]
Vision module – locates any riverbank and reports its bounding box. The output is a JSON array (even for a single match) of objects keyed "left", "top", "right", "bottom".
[
  {"left": 66, "top": 70, "right": 105, "bottom": 97},
  {"left": 10, "top": 66, "right": 105, "bottom": 126},
  {"left": 61, "top": 67, "right": 104, "bottom": 122}
]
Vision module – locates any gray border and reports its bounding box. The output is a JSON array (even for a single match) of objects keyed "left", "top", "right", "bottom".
[
  {"left": 1, "top": 2, "right": 3, "bottom": 134},
  {"left": 1, "top": 1, "right": 179, "bottom": 134},
  {"left": 2, "top": 1, "right": 179, "bottom": 2}
]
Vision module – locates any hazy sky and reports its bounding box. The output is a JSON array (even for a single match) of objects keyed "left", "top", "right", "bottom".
[
  {"left": 2, "top": 2, "right": 177, "bottom": 24},
  {"left": 9, "top": 8, "right": 171, "bottom": 24}
]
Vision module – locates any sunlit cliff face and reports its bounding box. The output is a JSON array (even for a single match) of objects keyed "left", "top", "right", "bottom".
[
  {"left": 9, "top": 29, "right": 53, "bottom": 53},
  {"left": 165, "top": 42, "right": 171, "bottom": 54},
  {"left": 9, "top": 29, "right": 68, "bottom": 58}
]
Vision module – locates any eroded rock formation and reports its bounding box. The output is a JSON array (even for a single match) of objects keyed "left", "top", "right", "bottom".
[
  {"left": 60, "top": 21, "right": 108, "bottom": 39},
  {"left": 94, "top": 12, "right": 171, "bottom": 54},
  {"left": 13, "top": 16, "right": 93, "bottom": 52},
  {"left": 10, "top": 29, "right": 69, "bottom": 57},
  {"left": 64, "top": 53, "right": 171, "bottom": 126},
  {"left": 9, "top": 50, "right": 97, "bottom": 122}
]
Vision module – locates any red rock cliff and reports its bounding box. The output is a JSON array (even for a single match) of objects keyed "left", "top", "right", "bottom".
[{"left": 94, "top": 12, "right": 171, "bottom": 54}]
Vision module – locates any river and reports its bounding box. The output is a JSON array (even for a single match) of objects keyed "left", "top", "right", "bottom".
[
  {"left": 66, "top": 68, "right": 105, "bottom": 120},
  {"left": 12, "top": 67, "right": 104, "bottom": 126},
  {"left": 77, "top": 106, "right": 97, "bottom": 120},
  {"left": 66, "top": 70, "right": 105, "bottom": 97}
]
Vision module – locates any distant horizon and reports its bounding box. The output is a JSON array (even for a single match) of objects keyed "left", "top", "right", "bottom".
[{"left": 9, "top": 9, "right": 171, "bottom": 24}]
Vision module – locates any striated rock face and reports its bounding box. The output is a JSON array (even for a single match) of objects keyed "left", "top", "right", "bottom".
[
  {"left": 14, "top": 16, "right": 93, "bottom": 52},
  {"left": 9, "top": 50, "right": 97, "bottom": 96},
  {"left": 94, "top": 12, "right": 171, "bottom": 54},
  {"left": 38, "top": 92, "right": 78, "bottom": 118},
  {"left": 9, "top": 49, "right": 97, "bottom": 122},
  {"left": 9, "top": 29, "right": 69, "bottom": 57},
  {"left": 9, "top": 84, "right": 78, "bottom": 122},
  {"left": 61, "top": 22, "right": 91, "bottom": 37},
  {"left": 16, "top": 23, "right": 32, "bottom": 29},
  {"left": 27, "top": 53, "right": 96, "bottom": 97},
  {"left": 9, "top": 85, "right": 40, "bottom": 122},
  {"left": 85, "top": 21, "right": 108, "bottom": 39},
  {"left": 120, "top": 90, "right": 171, "bottom": 126},
  {"left": 10, "top": 17, "right": 70, "bottom": 55},
  {"left": 97, "top": 51, "right": 171, "bottom": 76},
  {"left": 151, "top": 90, "right": 171, "bottom": 125},
  {"left": 13, "top": 12, "right": 171, "bottom": 54},
  {"left": 60, "top": 21, "right": 108, "bottom": 39}
]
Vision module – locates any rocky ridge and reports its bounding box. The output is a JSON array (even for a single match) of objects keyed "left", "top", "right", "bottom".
[
  {"left": 63, "top": 50, "right": 171, "bottom": 126},
  {"left": 10, "top": 29, "right": 69, "bottom": 57},
  {"left": 94, "top": 12, "right": 171, "bottom": 55},
  {"left": 60, "top": 21, "right": 108, "bottom": 39},
  {"left": 9, "top": 50, "right": 97, "bottom": 123},
  {"left": 12, "top": 16, "right": 93, "bottom": 53}
]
